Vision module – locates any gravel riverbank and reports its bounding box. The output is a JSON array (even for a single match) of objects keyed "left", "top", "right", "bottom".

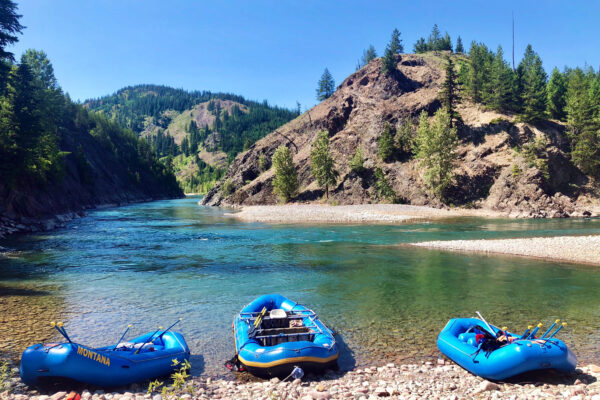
[
  {"left": 2, "top": 359, "right": 600, "bottom": 400},
  {"left": 223, "top": 204, "right": 501, "bottom": 224},
  {"left": 411, "top": 235, "right": 600, "bottom": 266}
]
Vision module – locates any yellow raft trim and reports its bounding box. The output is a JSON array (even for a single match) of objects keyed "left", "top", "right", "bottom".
[{"left": 238, "top": 353, "right": 339, "bottom": 368}]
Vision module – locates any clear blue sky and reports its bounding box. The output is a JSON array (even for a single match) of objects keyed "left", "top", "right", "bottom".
[{"left": 9, "top": 0, "right": 600, "bottom": 109}]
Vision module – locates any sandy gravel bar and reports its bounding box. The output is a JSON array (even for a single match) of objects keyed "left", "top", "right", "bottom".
[
  {"left": 225, "top": 204, "right": 501, "bottom": 224},
  {"left": 412, "top": 235, "right": 600, "bottom": 266},
  {"left": 2, "top": 360, "right": 600, "bottom": 400}
]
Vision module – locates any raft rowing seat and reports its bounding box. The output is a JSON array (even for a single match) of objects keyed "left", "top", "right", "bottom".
[{"left": 254, "top": 309, "right": 315, "bottom": 346}]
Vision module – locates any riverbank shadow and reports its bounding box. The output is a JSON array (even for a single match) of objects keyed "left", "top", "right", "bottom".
[
  {"left": 335, "top": 332, "right": 356, "bottom": 374},
  {"left": 503, "top": 369, "right": 596, "bottom": 386},
  {"left": 189, "top": 354, "right": 205, "bottom": 377}
]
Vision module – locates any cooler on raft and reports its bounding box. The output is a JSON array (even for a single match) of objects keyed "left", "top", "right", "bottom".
[
  {"left": 437, "top": 318, "right": 577, "bottom": 381},
  {"left": 232, "top": 294, "right": 339, "bottom": 377}
]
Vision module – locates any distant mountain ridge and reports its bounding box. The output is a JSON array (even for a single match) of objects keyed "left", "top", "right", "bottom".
[{"left": 85, "top": 85, "right": 298, "bottom": 193}]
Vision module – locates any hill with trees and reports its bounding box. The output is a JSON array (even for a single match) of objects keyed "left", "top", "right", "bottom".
[
  {"left": 85, "top": 85, "right": 298, "bottom": 193},
  {"left": 202, "top": 30, "right": 600, "bottom": 218},
  {"left": 0, "top": 1, "right": 182, "bottom": 237}
]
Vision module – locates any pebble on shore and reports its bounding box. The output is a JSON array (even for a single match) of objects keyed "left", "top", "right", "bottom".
[{"left": 2, "top": 360, "right": 600, "bottom": 400}]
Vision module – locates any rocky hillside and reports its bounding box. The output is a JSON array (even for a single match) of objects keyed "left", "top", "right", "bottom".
[{"left": 203, "top": 53, "right": 600, "bottom": 218}]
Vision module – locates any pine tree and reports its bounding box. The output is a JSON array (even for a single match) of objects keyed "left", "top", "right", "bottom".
[
  {"left": 357, "top": 45, "right": 377, "bottom": 70},
  {"left": 455, "top": 36, "right": 464, "bottom": 53},
  {"left": 547, "top": 67, "right": 567, "bottom": 120},
  {"left": 428, "top": 24, "right": 441, "bottom": 50},
  {"left": 413, "top": 38, "right": 427, "bottom": 53},
  {"left": 381, "top": 44, "right": 397, "bottom": 77},
  {"left": 20, "top": 49, "right": 58, "bottom": 90},
  {"left": 518, "top": 45, "right": 547, "bottom": 122},
  {"left": 565, "top": 67, "right": 600, "bottom": 175},
  {"left": 349, "top": 147, "right": 365, "bottom": 173},
  {"left": 396, "top": 118, "right": 414, "bottom": 155},
  {"left": 415, "top": 109, "right": 459, "bottom": 198},
  {"left": 389, "top": 29, "right": 404, "bottom": 54},
  {"left": 363, "top": 45, "right": 378, "bottom": 63},
  {"left": 272, "top": 145, "right": 298, "bottom": 202},
  {"left": 439, "top": 56, "right": 461, "bottom": 127},
  {"left": 316, "top": 68, "right": 335, "bottom": 101},
  {"left": 310, "top": 130, "right": 338, "bottom": 198},
  {"left": 489, "top": 45, "right": 515, "bottom": 112},
  {"left": 258, "top": 153, "right": 269, "bottom": 172},
  {"left": 374, "top": 167, "right": 397, "bottom": 203},
  {"left": 378, "top": 123, "right": 395, "bottom": 161},
  {"left": 441, "top": 33, "right": 453, "bottom": 52},
  {"left": 0, "top": 0, "right": 22, "bottom": 93},
  {"left": 466, "top": 42, "right": 493, "bottom": 103}
]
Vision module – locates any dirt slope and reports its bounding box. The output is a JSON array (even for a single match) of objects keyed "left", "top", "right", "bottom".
[{"left": 202, "top": 54, "right": 600, "bottom": 218}]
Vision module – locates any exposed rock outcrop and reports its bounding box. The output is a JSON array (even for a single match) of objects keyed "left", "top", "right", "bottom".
[{"left": 202, "top": 54, "right": 599, "bottom": 218}]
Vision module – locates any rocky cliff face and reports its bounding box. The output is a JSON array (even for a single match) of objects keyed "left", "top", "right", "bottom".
[
  {"left": 202, "top": 54, "right": 599, "bottom": 218},
  {"left": 0, "top": 126, "right": 183, "bottom": 238}
]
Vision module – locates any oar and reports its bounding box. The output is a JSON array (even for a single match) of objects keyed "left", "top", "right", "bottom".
[
  {"left": 250, "top": 307, "right": 267, "bottom": 337},
  {"left": 134, "top": 326, "right": 163, "bottom": 354},
  {"left": 157, "top": 318, "right": 182, "bottom": 340},
  {"left": 113, "top": 324, "right": 133, "bottom": 350},
  {"left": 475, "top": 311, "right": 497, "bottom": 337},
  {"left": 134, "top": 318, "right": 183, "bottom": 354},
  {"left": 527, "top": 323, "right": 543, "bottom": 339},
  {"left": 540, "top": 319, "right": 560, "bottom": 339},
  {"left": 520, "top": 325, "right": 533, "bottom": 339},
  {"left": 546, "top": 322, "right": 567, "bottom": 339},
  {"left": 51, "top": 321, "right": 72, "bottom": 343}
]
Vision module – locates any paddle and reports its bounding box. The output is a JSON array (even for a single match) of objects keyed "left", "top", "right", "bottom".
[
  {"left": 157, "top": 318, "right": 182, "bottom": 340},
  {"left": 113, "top": 324, "right": 133, "bottom": 350},
  {"left": 249, "top": 307, "right": 267, "bottom": 337},
  {"left": 546, "top": 322, "right": 567, "bottom": 339},
  {"left": 475, "top": 311, "right": 497, "bottom": 337},
  {"left": 527, "top": 323, "right": 543, "bottom": 339},
  {"left": 51, "top": 321, "right": 72, "bottom": 343},
  {"left": 134, "top": 318, "right": 182, "bottom": 354},
  {"left": 519, "top": 325, "right": 533, "bottom": 340},
  {"left": 134, "top": 326, "right": 163, "bottom": 354},
  {"left": 540, "top": 319, "right": 560, "bottom": 339}
]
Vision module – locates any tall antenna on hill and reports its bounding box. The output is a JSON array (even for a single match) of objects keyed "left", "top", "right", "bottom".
[{"left": 512, "top": 11, "right": 515, "bottom": 71}]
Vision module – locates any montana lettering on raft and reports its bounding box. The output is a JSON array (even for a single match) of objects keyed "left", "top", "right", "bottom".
[{"left": 76, "top": 346, "right": 110, "bottom": 366}]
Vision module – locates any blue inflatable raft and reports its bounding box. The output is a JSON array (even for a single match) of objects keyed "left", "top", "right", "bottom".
[
  {"left": 20, "top": 330, "right": 190, "bottom": 387},
  {"left": 232, "top": 294, "right": 339, "bottom": 377},
  {"left": 437, "top": 318, "right": 577, "bottom": 380}
]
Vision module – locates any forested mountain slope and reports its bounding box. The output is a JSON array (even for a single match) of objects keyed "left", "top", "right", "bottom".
[
  {"left": 0, "top": 57, "right": 182, "bottom": 238},
  {"left": 86, "top": 85, "right": 298, "bottom": 193},
  {"left": 203, "top": 52, "right": 600, "bottom": 218}
]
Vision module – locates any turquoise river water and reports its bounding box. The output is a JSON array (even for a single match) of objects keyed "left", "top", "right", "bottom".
[{"left": 1, "top": 197, "right": 600, "bottom": 377}]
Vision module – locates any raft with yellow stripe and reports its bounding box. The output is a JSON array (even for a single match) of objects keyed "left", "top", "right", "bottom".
[{"left": 233, "top": 294, "right": 339, "bottom": 377}]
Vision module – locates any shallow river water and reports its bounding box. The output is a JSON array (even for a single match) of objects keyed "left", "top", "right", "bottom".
[{"left": 1, "top": 197, "right": 600, "bottom": 377}]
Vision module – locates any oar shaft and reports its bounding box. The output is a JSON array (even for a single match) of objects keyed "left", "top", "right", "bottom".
[
  {"left": 547, "top": 323, "right": 566, "bottom": 339},
  {"left": 527, "top": 323, "right": 543, "bottom": 339},
  {"left": 134, "top": 328, "right": 161, "bottom": 354},
  {"left": 55, "top": 324, "right": 72, "bottom": 343},
  {"left": 475, "top": 311, "right": 497, "bottom": 337},
  {"left": 540, "top": 320, "right": 560, "bottom": 339},
  {"left": 114, "top": 325, "right": 132, "bottom": 349},
  {"left": 157, "top": 318, "right": 182, "bottom": 339},
  {"left": 520, "top": 326, "right": 533, "bottom": 339}
]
